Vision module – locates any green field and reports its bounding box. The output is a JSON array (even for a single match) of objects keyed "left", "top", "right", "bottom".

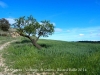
[
  {"left": 2, "top": 37, "right": 100, "bottom": 75},
  {"left": 0, "top": 36, "right": 17, "bottom": 45}
]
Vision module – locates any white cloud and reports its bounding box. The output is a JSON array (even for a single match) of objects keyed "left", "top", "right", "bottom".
[
  {"left": 97, "top": 33, "right": 100, "bottom": 36},
  {"left": 55, "top": 28, "right": 62, "bottom": 32},
  {"left": 39, "top": 22, "right": 43, "bottom": 25},
  {"left": 0, "top": 1, "right": 7, "bottom": 8},
  {"left": 79, "top": 34, "right": 84, "bottom": 36},
  {"left": 66, "top": 30, "right": 70, "bottom": 32},
  {"left": 41, "top": 26, "right": 100, "bottom": 41},
  {"left": 5, "top": 18, "right": 15, "bottom": 24}
]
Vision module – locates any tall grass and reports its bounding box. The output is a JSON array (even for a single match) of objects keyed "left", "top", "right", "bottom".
[
  {"left": 0, "top": 36, "right": 18, "bottom": 45},
  {"left": 2, "top": 38, "right": 100, "bottom": 74}
]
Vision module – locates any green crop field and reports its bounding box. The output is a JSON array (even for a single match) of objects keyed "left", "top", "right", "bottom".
[{"left": 2, "top": 37, "right": 100, "bottom": 75}]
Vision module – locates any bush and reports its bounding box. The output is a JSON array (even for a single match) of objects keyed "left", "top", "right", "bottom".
[{"left": 0, "top": 18, "right": 10, "bottom": 31}]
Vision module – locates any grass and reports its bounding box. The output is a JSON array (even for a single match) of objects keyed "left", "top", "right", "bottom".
[
  {"left": 0, "top": 36, "right": 19, "bottom": 45},
  {"left": 2, "top": 37, "right": 100, "bottom": 75}
]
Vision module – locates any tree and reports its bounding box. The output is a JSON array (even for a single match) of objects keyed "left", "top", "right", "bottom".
[
  {"left": 0, "top": 18, "right": 10, "bottom": 31},
  {"left": 13, "top": 15, "right": 54, "bottom": 49}
]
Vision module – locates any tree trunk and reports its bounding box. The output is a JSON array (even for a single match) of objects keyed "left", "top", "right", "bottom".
[
  {"left": 29, "top": 37, "right": 42, "bottom": 49},
  {"left": 35, "top": 35, "right": 41, "bottom": 42},
  {"left": 19, "top": 33, "right": 42, "bottom": 49}
]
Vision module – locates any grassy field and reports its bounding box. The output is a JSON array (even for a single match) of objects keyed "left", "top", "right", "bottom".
[
  {"left": 2, "top": 37, "right": 100, "bottom": 75},
  {"left": 0, "top": 36, "right": 11, "bottom": 45},
  {"left": 0, "top": 36, "right": 18, "bottom": 45}
]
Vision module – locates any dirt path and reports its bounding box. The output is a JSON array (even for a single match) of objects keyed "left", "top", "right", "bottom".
[
  {"left": 0, "top": 40, "right": 17, "bottom": 50},
  {"left": 0, "top": 40, "right": 62, "bottom": 75},
  {"left": 0, "top": 40, "right": 17, "bottom": 75}
]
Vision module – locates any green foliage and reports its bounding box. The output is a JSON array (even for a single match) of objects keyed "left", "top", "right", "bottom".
[
  {"left": 39, "top": 20, "right": 54, "bottom": 37},
  {"left": 2, "top": 38, "right": 100, "bottom": 74},
  {"left": 12, "top": 15, "right": 55, "bottom": 49},
  {"left": 0, "top": 18, "right": 10, "bottom": 31},
  {"left": 13, "top": 15, "right": 54, "bottom": 38}
]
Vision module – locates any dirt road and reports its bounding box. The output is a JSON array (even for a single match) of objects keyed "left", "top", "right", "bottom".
[{"left": 0, "top": 40, "right": 17, "bottom": 75}]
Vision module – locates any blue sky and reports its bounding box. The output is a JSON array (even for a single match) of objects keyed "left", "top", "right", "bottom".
[{"left": 0, "top": 0, "right": 100, "bottom": 41}]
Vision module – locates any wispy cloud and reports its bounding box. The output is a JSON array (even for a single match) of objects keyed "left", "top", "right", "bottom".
[
  {"left": 66, "top": 30, "right": 70, "bottom": 32},
  {"left": 5, "top": 18, "right": 15, "bottom": 24},
  {"left": 52, "top": 23, "right": 56, "bottom": 26},
  {"left": 5, "top": 17, "right": 100, "bottom": 41},
  {"left": 0, "top": 1, "right": 7, "bottom": 8},
  {"left": 55, "top": 28, "right": 62, "bottom": 32},
  {"left": 79, "top": 34, "right": 84, "bottom": 36},
  {"left": 41, "top": 26, "right": 100, "bottom": 41}
]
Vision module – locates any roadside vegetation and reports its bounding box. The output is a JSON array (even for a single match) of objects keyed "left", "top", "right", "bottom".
[{"left": 0, "top": 36, "right": 17, "bottom": 45}]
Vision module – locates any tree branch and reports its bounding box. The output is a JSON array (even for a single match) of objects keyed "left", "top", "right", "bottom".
[
  {"left": 35, "top": 31, "right": 43, "bottom": 42},
  {"left": 35, "top": 34, "right": 41, "bottom": 42},
  {"left": 19, "top": 32, "right": 30, "bottom": 38}
]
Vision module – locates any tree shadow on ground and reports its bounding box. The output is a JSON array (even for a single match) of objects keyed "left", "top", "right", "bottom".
[
  {"left": 14, "top": 39, "right": 52, "bottom": 48},
  {"left": 15, "top": 40, "right": 31, "bottom": 44},
  {"left": 39, "top": 43, "right": 52, "bottom": 48}
]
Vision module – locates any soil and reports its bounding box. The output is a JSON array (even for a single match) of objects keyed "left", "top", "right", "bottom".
[{"left": 0, "top": 40, "right": 17, "bottom": 75}]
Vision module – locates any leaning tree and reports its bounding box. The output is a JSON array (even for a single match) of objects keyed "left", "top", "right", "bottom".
[
  {"left": 13, "top": 15, "right": 54, "bottom": 49},
  {"left": 0, "top": 18, "right": 10, "bottom": 31}
]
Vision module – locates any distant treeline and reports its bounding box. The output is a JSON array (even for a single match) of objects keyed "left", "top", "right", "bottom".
[{"left": 77, "top": 41, "right": 100, "bottom": 43}]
